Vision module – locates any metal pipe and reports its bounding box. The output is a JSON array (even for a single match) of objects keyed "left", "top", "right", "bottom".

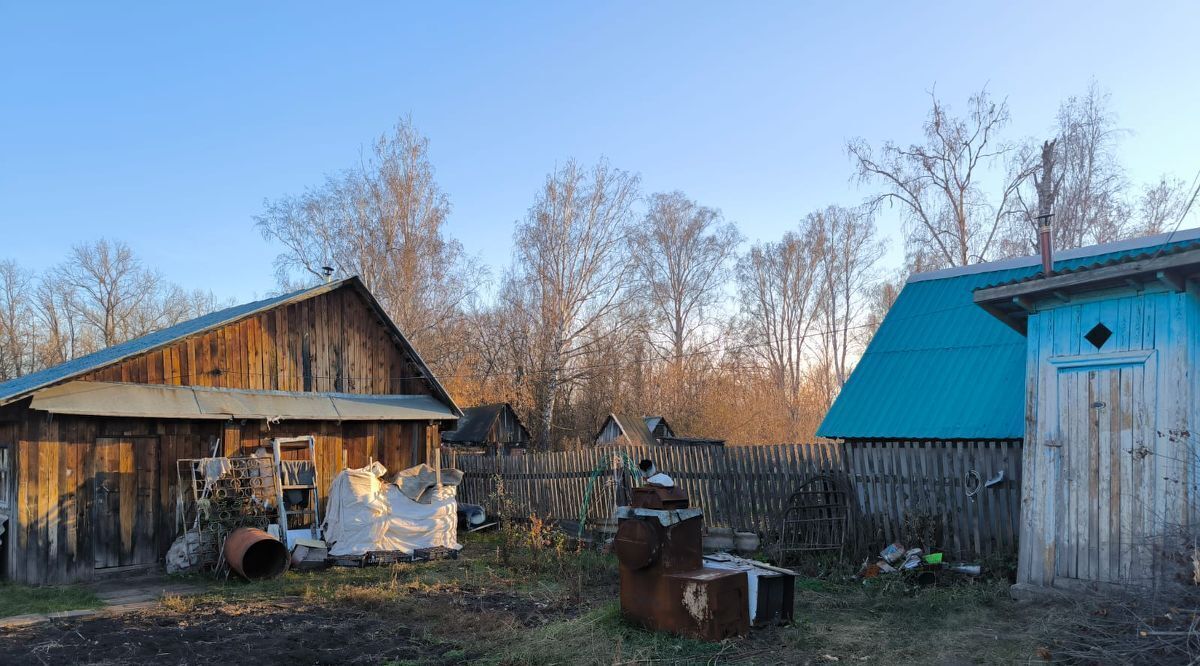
[
  {"left": 223, "top": 527, "right": 289, "bottom": 580},
  {"left": 1038, "top": 217, "right": 1053, "bottom": 276}
]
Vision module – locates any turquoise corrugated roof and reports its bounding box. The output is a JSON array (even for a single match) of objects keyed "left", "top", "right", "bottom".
[{"left": 817, "top": 228, "right": 1200, "bottom": 440}]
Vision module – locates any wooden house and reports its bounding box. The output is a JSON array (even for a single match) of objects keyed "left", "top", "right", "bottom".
[
  {"left": 441, "top": 403, "right": 529, "bottom": 455},
  {"left": 594, "top": 414, "right": 724, "bottom": 447},
  {"left": 821, "top": 227, "right": 1200, "bottom": 592},
  {"left": 644, "top": 416, "right": 674, "bottom": 441},
  {"left": 594, "top": 413, "right": 658, "bottom": 448},
  {"left": 0, "top": 276, "right": 460, "bottom": 584}
]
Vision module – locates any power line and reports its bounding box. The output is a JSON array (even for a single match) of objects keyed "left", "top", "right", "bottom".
[
  {"left": 1151, "top": 168, "right": 1200, "bottom": 258},
  {"left": 141, "top": 296, "right": 989, "bottom": 385}
]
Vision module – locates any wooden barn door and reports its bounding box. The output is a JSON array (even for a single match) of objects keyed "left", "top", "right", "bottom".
[
  {"left": 93, "top": 437, "right": 159, "bottom": 570},
  {"left": 1049, "top": 351, "right": 1156, "bottom": 586}
]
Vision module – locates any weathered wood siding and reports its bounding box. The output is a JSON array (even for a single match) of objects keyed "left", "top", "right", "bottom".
[
  {"left": 1019, "top": 284, "right": 1198, "bottom": 589},
  {"left": 0, "top": 282, "right": 452, "bottom": 584},
  {"left": 1, "top": 414, "right": 432, "bottom": 584},
  {"left": 594, "top": 419, "right": 623, "bottom": 446},
  {"left": 78, "top": 285, "right": 431, "bottom": 395},
  {"left": 492, "top": 406, "right": 529, "bottom": 448}
]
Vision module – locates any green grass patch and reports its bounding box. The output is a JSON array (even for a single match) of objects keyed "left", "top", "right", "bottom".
[
  {"left": 493, "top": 601, "right": 725, "bottom": 665},
  {"left": 0, "top": 583, "right": 102, "bottom": 618}
]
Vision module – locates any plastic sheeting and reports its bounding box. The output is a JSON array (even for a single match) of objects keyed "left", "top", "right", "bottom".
[{"left": 322, "top": 462, "right": 460, "bottom": 557}]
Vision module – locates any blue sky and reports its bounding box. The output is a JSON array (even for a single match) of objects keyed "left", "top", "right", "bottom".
[{"left": 2, "top": 1, "right": 1198, "bottom": 302}]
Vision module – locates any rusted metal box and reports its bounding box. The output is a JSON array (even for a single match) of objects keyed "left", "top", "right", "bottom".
[
  {"left": 630, "top": 485, "right": 690, "bottom": 509},
  {"left": 615, "top": 504, "right": 749, "bottom": 641},
  {"left": 660, "top": 568, "right": 750, "bottom": 640},
  {"left": 614, "top": 509, "right": 703, "bottom": 574}
]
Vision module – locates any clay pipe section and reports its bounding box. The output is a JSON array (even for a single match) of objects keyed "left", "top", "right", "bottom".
[{"left": 224, "top": 527, "right": 290, "bottom": 580}]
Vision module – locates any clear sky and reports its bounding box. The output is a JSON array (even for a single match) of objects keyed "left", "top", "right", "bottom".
[{"left": 2, "top": 1, "right": 1198, "bottom": 302}]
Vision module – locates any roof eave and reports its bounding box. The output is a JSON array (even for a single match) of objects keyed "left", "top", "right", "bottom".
[{"left": 974, "top": 247, "right": 1200, "bottom": 327}]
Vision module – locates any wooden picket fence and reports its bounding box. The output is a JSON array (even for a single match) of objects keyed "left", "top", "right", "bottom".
[
  {"left": 842, "top": 440, "right": 1023, "bottom": 558},
  {"left": 452, "top": 439, "right": 1023, "bottom": 559},
  {"left": 453, "top": 443, "right": 845, "bottom": 534}
]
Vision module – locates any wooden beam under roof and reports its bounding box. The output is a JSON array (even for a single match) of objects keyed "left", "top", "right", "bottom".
[{"left": 974, "top": 247, "right": 1200, "bottom": 306}]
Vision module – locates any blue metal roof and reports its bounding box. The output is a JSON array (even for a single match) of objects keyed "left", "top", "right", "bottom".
[
  {"left": 817, "top": 228, "right": 1200, "bottom": 440},
  {"left": 0, "top": 276, "right": 461, "bottom": 415}
]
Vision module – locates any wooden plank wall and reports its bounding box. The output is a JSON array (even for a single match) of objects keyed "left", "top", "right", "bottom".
[
  {"left": 77, "top": 285, "right": 432, "bottom": 396},
  {"left": 1018, "top": 286, "right": 1197, "bottom": 588},
  {"left": 3, "top": 413, "right": 430, "bottom": 584},
  {"left": 844, "top": 440, "right": 1023, "bottom": 559},
  {"left": 456, "top": 440, "right": 1023, "bottom": 560}
]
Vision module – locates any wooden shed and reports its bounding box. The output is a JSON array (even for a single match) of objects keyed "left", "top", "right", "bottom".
[
  {"left": 821, "top": 228, "right": 1200, "bottom": 580},
  {"left": 593, "top": 413, "right": 658, "bottom": 448},
  {"left": 977, "top": 238, "right": 1200, "bottom": 593},
  {"left": 644, "top": 416, "right": 674, "bottom": 441},
  {"left": 0, "top": 276, "right": 460, "bottom": 584},
  {"left": 441, "top": 403, "right": 529, "bottom": 455}
]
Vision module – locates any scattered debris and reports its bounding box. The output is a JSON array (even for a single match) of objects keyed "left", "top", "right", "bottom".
[
  {"left": 856, "top": 541, "right": 981, "bottom": 583},
  {"left": 703, "top": 552, "right": 797, "bottom": 626}
]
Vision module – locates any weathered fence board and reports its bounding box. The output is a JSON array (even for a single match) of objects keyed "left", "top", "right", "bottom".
[
  {"left": 456, "top": 443, "right": 846, "bottom": 534},
  {"left": 842, "top": 440, "right": 1023, "bottom": 559},
  {"left": 454, "top": 439, "right": 1023, "bottom": 559}
]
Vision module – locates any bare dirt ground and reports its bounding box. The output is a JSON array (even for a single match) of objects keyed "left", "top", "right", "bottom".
[{"left": 0, "top": 534, "right": 1066, "bottom": 665}]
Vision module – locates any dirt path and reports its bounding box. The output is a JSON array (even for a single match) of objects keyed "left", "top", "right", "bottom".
[{"left": 0, "top": 596, "right": 465, "bottom": 666}]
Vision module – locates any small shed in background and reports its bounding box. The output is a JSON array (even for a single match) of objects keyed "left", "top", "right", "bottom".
[
  {"left": 644, "top": 416, "right": 674, "bottom": 440},
  {"left": 594, "top": 413, "right": 659, "bottom": 448},
  {"left": 441, "top": 403, "right": 530, "bottom": 455}
]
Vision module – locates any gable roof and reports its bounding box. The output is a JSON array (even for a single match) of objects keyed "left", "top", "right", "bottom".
[
  {"left": 596, "top": 412, "right": 659, "bottom": 448},
  {"left": 643, "top": 416, "right": 673, "bottom": 437},
  {"left": 817, "top": 228, "right": 1200, "bottom": 440},
  {"left": 0, "top": 276, "right": 461, "bottom": 416},
  {"left": 442, "top": 403, "right": 528, "bottom": 444}
]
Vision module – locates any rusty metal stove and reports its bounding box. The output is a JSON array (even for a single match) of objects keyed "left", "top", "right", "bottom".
[{"left": 613, "top": 486, "right": 749, "bottom": 641}]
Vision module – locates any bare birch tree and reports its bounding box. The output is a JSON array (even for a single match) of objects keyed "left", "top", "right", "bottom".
[
  {"left": 53, "top": 239, "right": 165, "bottom": 348},
  {"left": 0, "top": 260, "right": 35, "bottom": 379},
  {"left": 507, "top": 159, "right": 640, "bottom": 449},
  {"left": 32, "top": 273, "right": 80, "bottom": 368},
  {"left": 862, "top": 272, "right": 903, "bottom": 342},
  {"left": 1010, "top": 82, "right": 1131, "bottom": 251},
  {"left": 811, "top": 205, "right": 885, "bottom": 397},
  {"left": 736, "top": 222, "right": 823, "bottom": 425},
  {"left": 849, "top": 88, "right": 1036, "bottom": 268},
  {"left": 1138, "top": 175, "right": 1198, "bottom": 236},
  {"left": 630, "top": 192, "right": 741, "bottom": 366},
  {"left": 256, "top": 117, "right": 484, "bottom": 373}
]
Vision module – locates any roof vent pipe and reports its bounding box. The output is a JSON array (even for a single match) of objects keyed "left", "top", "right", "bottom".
[
  {"left": 1038, "top": 214, "right": 1053, "bottom": 276},
  {"left": 1034, "top": 138, "right": 1058, "bottom": 277}
]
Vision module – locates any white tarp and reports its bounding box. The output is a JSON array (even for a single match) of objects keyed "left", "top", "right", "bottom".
[{"left": 322, "top": 462, "right": 460, "bottom": 556}]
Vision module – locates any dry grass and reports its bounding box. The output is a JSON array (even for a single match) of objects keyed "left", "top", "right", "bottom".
[{"left": 1, "top": 532, "right": 1070, "bottom": 664}]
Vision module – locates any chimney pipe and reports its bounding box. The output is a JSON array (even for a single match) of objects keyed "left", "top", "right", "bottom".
[
  {"left": 1038, "top": 214, "right": 1053, "bottom": 276},
  {"left": 1034, "top": 139, "right": 1058, "bottom": 278}
]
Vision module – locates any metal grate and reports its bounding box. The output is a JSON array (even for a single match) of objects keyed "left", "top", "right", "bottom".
[
  {"left": 772, "top": 474, "right": 850, "bottom": 564},
  {"left": 177, "top": 455, "right": 280, "bottom": 572}
]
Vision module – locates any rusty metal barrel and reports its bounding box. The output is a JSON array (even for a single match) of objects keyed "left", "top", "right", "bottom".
[{"left": 223, "top": 527, "right": 289, "bottom": 580}]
